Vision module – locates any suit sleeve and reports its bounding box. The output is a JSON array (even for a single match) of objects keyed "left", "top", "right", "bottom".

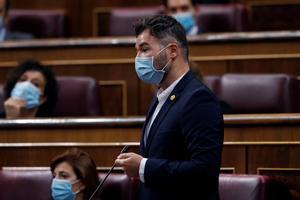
[{"left": 144, "top": 89, "right": 224, "bottom": 187}]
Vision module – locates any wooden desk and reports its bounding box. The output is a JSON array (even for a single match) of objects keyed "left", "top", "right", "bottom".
[
  {"left": 0, "top": 114, "right": 299, "bottom": 197},
  {"left": 1, "top": 31, "right": 300, "bottom": 115},
  {"left": 0, "top": 114, "right": 300, "bottom": 172},
  {"left": 0, "top": 113, "right": 300, "bottom": 143}
]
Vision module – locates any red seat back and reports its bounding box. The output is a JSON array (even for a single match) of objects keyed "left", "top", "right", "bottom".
[{"left": 8, "top": 9, "right": 68, "bottom": 38}]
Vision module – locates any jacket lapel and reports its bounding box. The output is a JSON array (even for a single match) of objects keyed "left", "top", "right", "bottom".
[{"left": 144, "top": 71, "right": 195, "bottom": 156}]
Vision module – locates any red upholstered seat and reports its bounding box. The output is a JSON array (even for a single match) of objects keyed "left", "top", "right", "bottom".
[
  {"left": 220, "top": 74, "right": 300, "bottom": 113},
  {"left": 108, "top": 6, "right": 164, "bottom": 36},
  {"left": 8, "top": 9, "right": 68, "bottom": 38},
  {"left": 219, "top": 174, "right": 292, "bottom": 200},
  {"left": 196, "top": 4, "right": 250, "bottom": 32},
  {"left": 203, "top": 75, "right": 221, "bottom": 99},
  {"left": 0, "top": 169, "right": 135, "bottom": 200},
  {"left": 100, "top": 173, "right": 137, "bottom": 200},
  {"left": 98, "top": 4, "right": 249, "bottom": 36},
  {"left": 53, "top": 76, "right": 102, "bottom": 117},
  {"left": 0, "top": 170, "right": 52, "bottom": 200}
]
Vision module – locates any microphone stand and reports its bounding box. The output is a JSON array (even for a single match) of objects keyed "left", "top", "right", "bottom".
[{"left": 88, "top": 145, "right": 129, "bottom": 200}]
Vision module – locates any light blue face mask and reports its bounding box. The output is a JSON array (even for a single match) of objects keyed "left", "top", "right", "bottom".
[
  {"left": 135, "top": 45, "right": 172, "bottom": 84},
  {"left": 51, "top": 178, "right": 80, "bottom": 200},
  {"left": 173, "top": 12, "right": 196, "bottom": 33},
  {"left": 10, "top": 81, "right": 41, "bottom": 109}
]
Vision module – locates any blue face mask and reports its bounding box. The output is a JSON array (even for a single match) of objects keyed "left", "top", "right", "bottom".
[
  {"left": 51, "top": 178, "right": 80, "bottom": 200},
  {"left": 10, "top": 81, "right": 41, "bottom": 109},
  {"left": 173, "top": 12, "right": 196, "bottom": 33},
  {"left": 135, "top": 45, "right": 172, "bottom": 84}
]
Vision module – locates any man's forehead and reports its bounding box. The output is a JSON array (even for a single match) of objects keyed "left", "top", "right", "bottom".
[
  {"left": 168, "top": 0, "right": 192, "bottom": 7},
  {"left": 136, "top": 29, "right": 159, "bottom": 47}
]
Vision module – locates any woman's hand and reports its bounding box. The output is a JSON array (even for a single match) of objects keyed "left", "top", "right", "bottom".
[{"left": 4, "top": 98, "right": 26, "bottom": 119}]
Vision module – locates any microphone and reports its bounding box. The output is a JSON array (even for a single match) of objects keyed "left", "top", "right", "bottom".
[{"left": 88, "top": 145, "right": 129, "bottom": 200}]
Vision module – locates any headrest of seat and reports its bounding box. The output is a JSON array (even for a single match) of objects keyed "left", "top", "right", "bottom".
[
  {"left": 54, "top": 76, "right": 101, "bottom": 117},
  {"left": 0, "top": 169, "right": 135, "bottom": 200},
  {"left": 8, "top": 9, "right": 68, "bottom": 38},
  {"left": 0, "top": 170, "right": 52, "bottom": 200},
  {"left": 196, "top": 4, "right": 249, "bottom": 32},
  {"left": 99, "top": 173, "right": 134, "bottom": 200},
  {"left": 203, "top": 75, "right": 221, "bottom": 98},
  {"left": 108, "top": 6, "right": 164, "bottom": 36},
  {"left": 220, "top": 74, "right": 300, "bottom": 113}
]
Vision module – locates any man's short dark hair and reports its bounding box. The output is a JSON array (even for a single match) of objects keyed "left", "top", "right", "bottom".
[
  {"left": 162, "top": 0, "right": 197, "bottom": 7},
  {"left": 134, "top": 15, "right": 189, "bottom": 62}
]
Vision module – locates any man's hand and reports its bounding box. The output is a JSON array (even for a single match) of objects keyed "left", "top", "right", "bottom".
[
  {"left": 115, "top": 152, "right": 143, "bottom": 177},
  {"left": 4, "top": 98, "right": 26, "bottom": 119}
]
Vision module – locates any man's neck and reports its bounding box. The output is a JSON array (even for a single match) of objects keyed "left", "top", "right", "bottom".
[{"left": 159, "top": 61, "right": 189, "bottom": 90}]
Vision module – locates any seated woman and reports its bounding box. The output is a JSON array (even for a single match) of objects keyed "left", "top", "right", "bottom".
[
  {"left": 3, "top": 59, "right": 58, "bottom": 118},
  {"left": 50, "top": 148, "right": 101, "bottom": 200}
]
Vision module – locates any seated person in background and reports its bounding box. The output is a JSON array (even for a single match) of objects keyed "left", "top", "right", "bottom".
[
  {"left": 0, "top": 0, "right": 33, "bottom": 41},
  {"left": 3, "top": 59, "right": 58, "bottom": 118},
  {"left": 50, "top": 148, "right": 101, "bottom": 200},
  {"left": 163, "top": 0, "right": 201, "bottom": 35}
]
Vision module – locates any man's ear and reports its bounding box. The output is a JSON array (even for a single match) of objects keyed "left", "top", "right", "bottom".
[{"left": 169, "top": 43, "right": 179, "bottom": 59}]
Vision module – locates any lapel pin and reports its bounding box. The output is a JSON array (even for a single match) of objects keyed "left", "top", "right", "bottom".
[{"left": 170, "top": 94, "right": 176, "bottom": 101}]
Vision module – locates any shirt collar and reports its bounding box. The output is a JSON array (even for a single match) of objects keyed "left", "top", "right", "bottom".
[
  {"left": 156, "top": 73, "right": 186, "bottom": 103},
  {"left": 188, "top": 25, "right": 199, "bottom": 36}
]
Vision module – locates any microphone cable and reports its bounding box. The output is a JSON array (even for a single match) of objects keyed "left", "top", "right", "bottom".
[{"left": 88, "top": 145, "right": 129, "bottom": 200}]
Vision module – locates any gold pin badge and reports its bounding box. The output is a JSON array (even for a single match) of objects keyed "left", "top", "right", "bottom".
[{"left": 170, "top": 95, "right": 176, "bottom": 101}]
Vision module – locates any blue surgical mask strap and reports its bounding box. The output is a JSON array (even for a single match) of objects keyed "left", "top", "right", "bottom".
[
  {"left": 152, "top": 44, "right": 172, "bottom": 72},
  {"left": 71, "top": 179, "right": 81, "bottom": 194}
]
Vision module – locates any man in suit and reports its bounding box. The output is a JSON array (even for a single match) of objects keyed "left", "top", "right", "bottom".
[
  {"left": 115, "top": 15, "right": 223, "bottom": 200},
  {"left": 0, "top": 0, "right": 32, "bottom": 41}
]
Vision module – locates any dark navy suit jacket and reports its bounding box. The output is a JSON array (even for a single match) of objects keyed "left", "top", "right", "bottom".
[{"left": 139, "top": 71, "right": 224, "bottom": 200}]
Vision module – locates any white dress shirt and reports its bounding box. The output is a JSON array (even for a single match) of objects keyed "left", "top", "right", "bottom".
[
  {"left": 139, "top": 73, "right": 186, "bottom": 183},
  {"left": 188, "top": 25, "right": 199, "bottom": 36}
]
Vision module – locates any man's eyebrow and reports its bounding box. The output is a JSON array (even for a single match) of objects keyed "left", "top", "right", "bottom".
[{"left": 135, "top": 42, "right": 149, "bottom": 49}]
